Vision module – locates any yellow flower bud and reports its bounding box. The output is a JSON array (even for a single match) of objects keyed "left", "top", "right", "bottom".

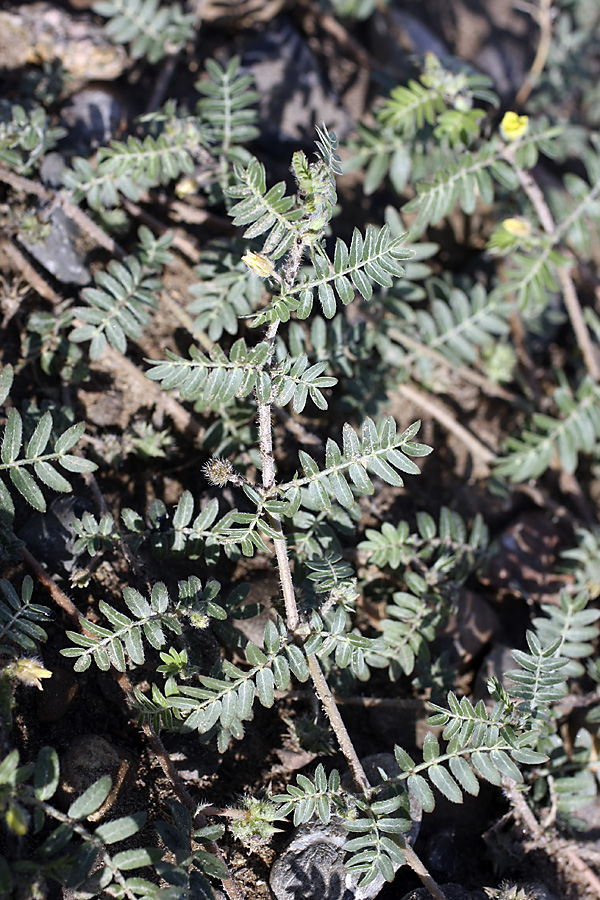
[
  {"left": 500, "top": 111, "right": 529, "bottom": 141},
  {"left": 7, "top": 658, "right": 52, "bottom": 691},
  {"left": 502, "top": 217, "right": 531, "bottom": 237},
  {"left": 241, "top": 251, "right": 276, "bottom": 278},
  {"left": 175, "top": 175, "right": 198, "bottom": 198},
  {"left": 6, "top": 804, "right": 29, "bottom": 836}
]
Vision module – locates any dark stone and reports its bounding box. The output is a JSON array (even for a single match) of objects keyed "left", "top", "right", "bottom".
[
  {"left": 18, "top": 494, "right": 93, "bottom": 576},
  {"left": 58, "top": 87, "right": 127, "bottom": 156},
  {"left": 239, "top": 16, "right": 351, "bottom": 156},
  {"left": 272, "top": 756, "right": 420, "bottom": 900},
  {"left": 19, "top": 205, "right": 90, "bottom": 286},
  {"left": 269, "top": 821, "right": 357, "bottom": 900}
]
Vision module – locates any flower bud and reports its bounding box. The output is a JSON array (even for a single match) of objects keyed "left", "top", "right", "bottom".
[
  {"left": 7, "top": 658, "right": 52, "bottom": 691},
  {"left": 242, "top": 251, "right": 276, "bottom": 278}
]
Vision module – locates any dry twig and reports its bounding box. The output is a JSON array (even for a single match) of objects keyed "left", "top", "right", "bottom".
[
  {"left": 503, "top": 777, "right": 600, "bottom": 899},
  {"left": 394, "top": 381, "right": 495, "bottom": 476},
  {"left": 514, "top": 0, "right": 554, "bottom": 107},
  {"left": 506, "top": 156, "right": 600, "bottom": 382}
]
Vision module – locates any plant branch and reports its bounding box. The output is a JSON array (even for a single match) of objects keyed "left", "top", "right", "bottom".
[
  {"left": 306, "top": 653, "right": 370, "bottom": 794},
  {"left": 509, "top": 159, "right": 600, "bottom": 381},
  {"left": 514, "top": 0, "right": 554, "bottom": 107},
  {"left": 386, "top": 326, "right": 523, "bottom": 403},
  {"left": 0, "top": 164, "right": 125, "bottom": 258},
  {"left": 503, "top": 777, "right": 600, "bottom": 899},
  {"left": 304, "top": 654, "right": 448, "bottom": 900},
  {"left": 21, "top": 546, "right": 82, "bottom": 625},
  {"left": 257, "top": 319, "right": 300, "bottom": 632},
  {"left": 255, "top": 308, "right": 446, "bottom": 900},
  {"left": 394, "top": 381, "right": 495, "bottom": 475},
  {"left": 0, "top": 238, "right": 207, "bottom": 445},
  {"left": 27, "top": 796, "right": 137, "bottom": 900}
]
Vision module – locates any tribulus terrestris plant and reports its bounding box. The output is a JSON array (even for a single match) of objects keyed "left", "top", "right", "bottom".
[{"left": 2, "top": 3, "right": 600, "bottom": 898}]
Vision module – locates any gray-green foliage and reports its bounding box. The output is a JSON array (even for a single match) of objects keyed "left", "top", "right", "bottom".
[
  {"left": 402, "top": 122, "right": 561, "bottom": 240},
  {"left": 358, "top": 506, "right": 488, "bottom": 577},
  {"left": 0, "top": 746, "right": 219, "bottom": 900},
  {"left": 525, "top": 0, "right": 600, "bottom": 128},
  {"left": 68, "top": 226, "right": 173, "bottom": 360},
  {"left": 187, "top": 247, "right": 263, "bottom": 341},
  {"left": 43, "top": 112, "right": 591, "bottom": 890},
  {"left": 322, "top": 0, "right": 385, "bottom": 20},
  {"left": 145, "top": 337, "right": 338, "bottom": 415},
  {"left": 61, "top": 581, "right": 181, "bottom": 672},
  {"left": 345, "top": 55, "right": 494, "bottom": 194},
  {"left": 60, "top": 54, "right": 252, "bottom": 217},
  {"left": 0, "top": 104, "right": 65, "bottom": 175},
  {"left": 495, "top": 376, "right": 600, "bottom": 482},
  {"left": 0, "top": 576, "right": 50, "bottom": 655},
  {"left": 71, "top": 252, "right": 161, "bottom": 359},
  {"left": 560, "top": 526, "right": 600, "bottom": 599},
  {"left": 371, "top": 584, "right": 444, "bottom": 679},
  {"left": 195, "top": 56, "right": 260, "bottom": 175},
  {"left": 61, "top": 123, "right": 199, "bottom": 211},
  {"left": 381, "top": 279, "right": 515, "bottom": 379},
  {"left": 507, "top": 590, "right": 600, "bottom": 820},
  {"left": 358, "top": 509, "right": 487, "bottom": 680},
  {"left": 71, "top": 510, "right": 118, "bottom": 557},
  {"left": 93, "top": 0, "right": 195, "bottom": 63},
  {"left": 344, "top": 49, "right": 600, "bottom": 492},
  {"left": 274, "top": 586, "right": 599, "bottom": 887},
  {"left": 0, "top": 365, "right": 96, "bottom": 519},
  {"left": 61, "top": 578, "right": 227, "bottom": 674}
]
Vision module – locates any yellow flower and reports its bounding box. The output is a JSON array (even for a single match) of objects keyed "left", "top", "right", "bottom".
[
  {"left": 241, "top": 251, "right": 276, "bottom": 278},
  {"left": 7, "top": 658, "right": 52, "bottom": 691},
  {"left": 502, "top": 217, "right": 531, "bottom": 238},
  {"left": 500, "top": 111, "right": 529, "bottom": 141}
]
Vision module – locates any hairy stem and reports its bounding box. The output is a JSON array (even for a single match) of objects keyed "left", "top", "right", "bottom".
[
  {"left": 306, "top": 653, "right": 370, "bottom": 794},
  {"left": 255, "top": 317, "right": 373, "bottom": 774},
  {"left": 257, "top": 317, "right": 446, "bottom": 900},
  {"left": 307, "top": 656, "right": 447, "bottom": 900},
  {"left": 257, "top": 318, "right": 300, "bottom": 632},
  {"left": 258, "top": 399, "right": 299, "bottom": 632}
]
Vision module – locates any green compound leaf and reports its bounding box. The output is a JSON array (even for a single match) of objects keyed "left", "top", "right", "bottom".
[{"left": 279, "top": 416, "right": 431, "bottom": 512}]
